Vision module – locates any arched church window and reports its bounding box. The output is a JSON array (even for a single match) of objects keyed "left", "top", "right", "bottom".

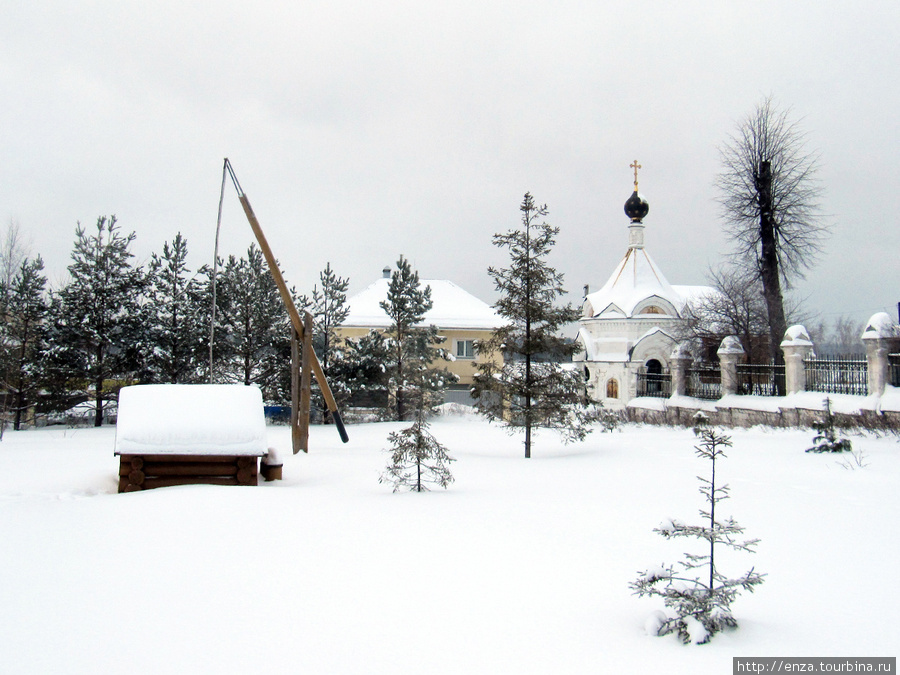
[
  {"left": 639, "top": 305, "right": 664, "bottom": 315},
  {"left": 606, "top": 378, "right": 619, "bottom": 399}
]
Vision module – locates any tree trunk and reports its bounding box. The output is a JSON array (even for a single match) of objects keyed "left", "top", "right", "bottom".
[
  {"left": 416, "top": 453, "right": 422, "bottom": 492},
  {"left": 524, "top": 354, "right": 532, "bottom": 459},
  {"left": 94, "top": 343, "right": 104, "bottom": 427},
  {"left": 94, "top": 378, "right": 104, "bottom": 427},
  {"left": 756, "top": 160, "right": 787, "bottom": 392},
  {"left": 395, "top": 327, "right": 405, "bottom": 422}
]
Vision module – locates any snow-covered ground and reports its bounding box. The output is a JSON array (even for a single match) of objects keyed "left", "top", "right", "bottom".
[{"left": 1, "top": 413, "right": 896, "bottom": 674}]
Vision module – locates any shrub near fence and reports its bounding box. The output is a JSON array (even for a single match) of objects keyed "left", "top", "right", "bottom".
[{"left": 805, "top": 355, "right": 868, "bottom": 396}]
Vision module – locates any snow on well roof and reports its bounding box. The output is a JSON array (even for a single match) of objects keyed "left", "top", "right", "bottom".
[
  {"left": 342, "top": 278, "right": 502, "bottom": 330},
  {"left": 114, "top": 384, "right": 268, "bottom": 456},
  {"left": 584, "top": 248, "right": 716, "bottom": 319}
]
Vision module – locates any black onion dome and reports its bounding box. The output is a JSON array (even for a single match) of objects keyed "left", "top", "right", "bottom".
[{"left": 624, "top": 190, "right": 649, "bottom": 222}]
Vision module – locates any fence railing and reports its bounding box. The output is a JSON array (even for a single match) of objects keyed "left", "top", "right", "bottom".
[
  {"left": 685, "top": 364, "right": 721, "bottom": 400},
  {"left": 736, "top": 363, "right": 785, "bottom": 397},
  {"left": 805, "top": 355, "right": 868, "bottom": 396},
  {"left": 636, "top": 369, "right": 671, "bottom": 398},
  {"left": 890, "top": 354, "right": 900, "bottom": 388}
]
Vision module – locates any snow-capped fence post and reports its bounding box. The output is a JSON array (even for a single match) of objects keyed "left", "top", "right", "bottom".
[
  {"left": 669, "top": 343, "right": 692, "bottom": 397},
  {"left": 861, "top": 312, "right": 898, "bottom": 397},
  {"left": 716, "top": 336, "right": 744, "bottom": 397},
  {"left": 780, "top": 326, "right": 814, "bottom": 395}
]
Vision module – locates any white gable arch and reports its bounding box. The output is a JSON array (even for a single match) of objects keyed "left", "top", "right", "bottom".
[
  {"left": 633, "top": 294, "right": 679, "bottom": 317},
  {"left": 595, "top": 302, "right": 627, "bottom": 318},
  {"left": 630, "top": 327, "right": 678, "bottom": 367}
]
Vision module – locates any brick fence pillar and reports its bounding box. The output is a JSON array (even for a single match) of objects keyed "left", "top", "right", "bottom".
[
  {"left": 781, "top": 325, "right": 814, "bottom": 395},
  {"left": 669, "top": 343, "right": 692, "bottom": 397},
  {"left": 861, "top": 312, "right": 898, "bottom": 397},
  {"left": 717, "top": 336, "right": 745, "bottom": 397}
]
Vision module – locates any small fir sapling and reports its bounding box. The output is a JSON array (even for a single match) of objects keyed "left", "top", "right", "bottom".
[
  {"left": 806, "top": 397, "right": 852, "bottom": 453},
  {"left": 630, "top": 416, "right": 765, "bottom": 644},
  {"left": 379, "top": 411, "right": 455, "bottom": 492}
]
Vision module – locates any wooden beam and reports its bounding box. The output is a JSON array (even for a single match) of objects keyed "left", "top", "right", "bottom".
[{"left": 236, "top": 191, "right": 349, "bottom": 443}]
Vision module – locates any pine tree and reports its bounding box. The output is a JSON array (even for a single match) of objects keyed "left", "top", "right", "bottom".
[
  {"left": 48, "top": 216, "right": 146, "bottom": 427},
  {"left": 144, "top": 233, "right": 207, "bottom": 384},
  {"left": 0, "top": 256, "right": 49, "bottom": 430},
  {"left": 380, "top": 255, "right": 455, "bottom": 420},
  {"left": 299, "top": 263, "right": 351, "bottom": 421},
  {"left": 379, "top": 410, "right": 455, "bottom": 492},
  {"left": 207, "top": 244, "right": 291, "bottom": 402},
  {"left": 631, "top": 421, "right": 765, "bottom": 644},
  {"left": 472, "top": 192, "right": 589, "bottom": 458},
  {"left": 334, "top": 329, "right": 391, "bottom": 410},
  {"left": 806, "top": 397, "right": 852, "bottom": 453}
]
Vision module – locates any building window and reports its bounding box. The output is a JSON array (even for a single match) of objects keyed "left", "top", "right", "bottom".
[
  {"left": 606, "top": 379, "right": 619, "bottom": 399},
  {"left": 455, "top": 340, "right": 475, "bottom": 359}
]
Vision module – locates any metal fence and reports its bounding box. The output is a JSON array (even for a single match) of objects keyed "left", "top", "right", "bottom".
[
  {"left": 685, "top": 364, "right": 721, "bottom": 400},
  {"left": 736, "top": 363, "right": 785, "bottom": 396},
  {"left": 636, "top": 368, "right": 671, "bottom": 398},
  {"left": 890, "top": 354, "right": 900, "bottom": 388},
  {"left": 805, "top": 355, "right": 868, "bottom": 396}
]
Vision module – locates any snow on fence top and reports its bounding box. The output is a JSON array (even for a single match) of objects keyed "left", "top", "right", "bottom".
[{"left": 115, "top": 384, "right": 268, "bottom": 456}]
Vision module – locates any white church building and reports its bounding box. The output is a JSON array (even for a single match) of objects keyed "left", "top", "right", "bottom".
[{"left": 575, "top": 171, "right": 714, "bottom": 408}]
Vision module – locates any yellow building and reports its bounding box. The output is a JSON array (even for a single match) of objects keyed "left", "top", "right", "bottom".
[{"left": 339, "top": 269, "right": 503, "bottom": 405}]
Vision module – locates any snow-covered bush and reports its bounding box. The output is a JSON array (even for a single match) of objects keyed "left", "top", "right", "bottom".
[
  {"left": 630, "top": 425, "right": 765, "bottom": 644},
  {"left": 806, "top": 398, "right": 852, "bottom": 453},
  {"left": 580, "top": 402, "right": 621, "bottom": 433},
  {"left": 379, "top": 411, "right": 455, "bottom": 492}
]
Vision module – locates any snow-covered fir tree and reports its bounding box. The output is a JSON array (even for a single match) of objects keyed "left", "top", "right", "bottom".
[
  {"left": 333, "top": 328, "right": 391, "bottom": 410},
  {"left": 143, "top": 233, "right": 207, "bottom": 384},
  {"left": 206, "top": 244, "right": 292, "bottom": 402},
  {"left": 631, "top": 419, "right": 765, "bottom": 644},
  {"left": 806, "top": 397, "right": 852, "bottom": 453},
  {"left": 472, "top": 192, "right": 591, "bottom": 458},
  {"left": 379, "top": 410, "right": 455, "bottom": 492},
  {"left": 0, "top": 256, "right": 49, "bottom": 430},
  {"left": 47, "top": 216, "right": 146, "bottom": 427},
  {"left": 380, "top": 255, "right": 456, "bottom": 420},
  {"left": 299, "top": 263, "right": 351, "bottom": 421}
]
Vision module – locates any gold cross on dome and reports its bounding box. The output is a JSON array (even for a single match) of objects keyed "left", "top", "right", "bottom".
[{"left": 630, "top": 160, "right": 641, "bottom": 190}]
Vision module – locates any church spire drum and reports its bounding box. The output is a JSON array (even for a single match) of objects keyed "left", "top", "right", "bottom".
[{"left": 623, "top": 160, "right": 650, "bottom": 248}]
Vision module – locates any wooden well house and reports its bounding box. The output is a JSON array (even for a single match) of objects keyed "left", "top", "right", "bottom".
[{"left": 115, "top": 384, "right": 269, "bottom": 493}]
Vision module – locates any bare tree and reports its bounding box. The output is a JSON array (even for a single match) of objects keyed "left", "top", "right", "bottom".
[
  {"left": 679, "top": 264, "right": 808, "bottom": 364},
  {"left": 0, "top": 219, "right": 31, "bottom": 297},
  {"left": 718, "top": 97, "right": 826, "bottom": 368},
  {"left": 830, "top": 315, "right": 865, "bottom": 356},
  {"left": 678, "top": 266, "right": 770, "bottom": 364}
]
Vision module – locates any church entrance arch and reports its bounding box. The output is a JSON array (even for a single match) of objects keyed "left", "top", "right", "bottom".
[{"left": 645, "top": 359, "right": 664, "bottom": 395}]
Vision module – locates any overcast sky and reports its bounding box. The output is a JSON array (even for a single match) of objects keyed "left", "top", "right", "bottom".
[{"left": 3, "top": 1, "right": 898, "bottom": 331}]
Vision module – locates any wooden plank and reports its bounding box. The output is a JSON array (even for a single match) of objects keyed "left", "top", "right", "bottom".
[
  {"left": 299, "top": 311, "right": 312, "bottom": 452},
  {"left": 141, "top": 463, "right": 240, "bottom": 477},
  {"left": 141, "top": 476, "right": 244, "bottom": 489},
  {"left": 291, "top": 327, "right": 301, "bottom": 454}
]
